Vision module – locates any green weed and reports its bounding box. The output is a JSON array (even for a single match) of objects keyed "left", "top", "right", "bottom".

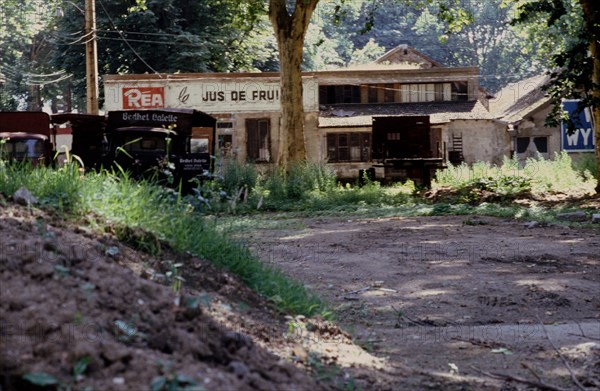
[
  {"left": 434, "top": 152, "right": 596, "bottom": 196},
  {"left": 23, "top": 356, "right": 92, "bottom": 391},
  {"left": 151, "top": 361, "right": 204, "bottom": 391}
]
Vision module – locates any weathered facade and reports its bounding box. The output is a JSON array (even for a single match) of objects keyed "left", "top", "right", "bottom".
[
  {"left": 103, "top": 46, "right": 594, "bottom": 183},
  {"left": 490, "top": 75, "right": 557, "bottom": 161},
  {"left": 104, "top": 73, "right": 320, "bottom": 166},
  {"left": 490, "top": 74, "right": 596, "bottom": 163}
]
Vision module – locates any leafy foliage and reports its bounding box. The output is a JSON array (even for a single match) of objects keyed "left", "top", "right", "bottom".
[
  {"left": 22, "top": 372, "right": 59, "bottom": 386},
  {"left": 509, "top": 0, "right": 589, "bottom": 125},
  {"left": 306, "top": 0, "right": 547, "bottom": 91},
  {"left": 0, "top": 0, "right": 66, "bottom": 110},
  {"left": 1, "top": 0, "right": 272, "bottom": 111},
  {"left": 434, "top": 152, "right": 596, "bottom": 199}
]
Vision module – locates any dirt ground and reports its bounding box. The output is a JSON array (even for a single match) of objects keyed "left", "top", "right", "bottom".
[
  {"left": 241, "top": 214, "right": 600, "bottom": 390},
  {"left": 0, "top": 204, "right": 366, "bottom": 391},
  {"left": 2, "top": 200, "right": 599, "bottom": 390}
]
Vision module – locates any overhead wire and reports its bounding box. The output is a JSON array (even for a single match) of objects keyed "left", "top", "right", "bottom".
[
  {"left": 0, "top": 63, "right": 71, "bottom": 86},
  {"left": 96, "top": 0, "right": 162, "bottom": 78},
  {"left": 96, "top": 29, "right": 197, "bottom": 38},
  {"left": 96, "top": 36, "right": 205, "bottom": 48},
  {"left": 59, "top": 30, "right": 94, "bottom": 45}
]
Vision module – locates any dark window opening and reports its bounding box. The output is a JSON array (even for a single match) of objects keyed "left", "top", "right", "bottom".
[
  {"left": 516, "top": 137, "right": 530, "bottom": 154},
  {"left": 451, "top": 82, "right": 468, "bottom": 101},
  {"left": 246, "top": 119, "right": 270, "bottom": 162},
  {"left": 384, "top": 84, "right": 395, "bottom": 103},
  {"left": 1, "top": 138, "right": 45, "bottom": 158},
  {"left": 123, "top": 135, "right": 168, "bottom": 153},
  {"left": 319, "top": 85, "right": 361, "bottom": 104},
  {"left": 533, "top": 137, "right": 548, "bottom": 153},
  {"left": 327, "top": 132, "right": 371, "bottom": 162},
  {"left": 217, "top": 121, "right": 233, "bottom": 129},
  {"left": 368, "top": 85, "right": 378, "bottom": 103}
]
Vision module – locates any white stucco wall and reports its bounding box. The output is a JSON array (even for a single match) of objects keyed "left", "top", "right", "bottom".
[{"left": 447, "top": 120, "right": 511, "bottom": 165}]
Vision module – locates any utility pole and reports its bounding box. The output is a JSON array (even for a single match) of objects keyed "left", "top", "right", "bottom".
[{"left": 85, "top": 0, "right": 99, "bottom": 114}]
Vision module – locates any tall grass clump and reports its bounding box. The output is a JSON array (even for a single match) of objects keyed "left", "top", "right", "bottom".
[
  {"left": 0, "top": 162, "right": 83, "bottom": 212},
  {"left": 216, "top": 159, "right": 259, "bottom": 195},
  {"left": 264, "top": 161, "right": 337, "bottom": 202},
  {"left": 524, "top": 152, "right": 596, "bottom": 193},
  {"left": 434, "top": 152, "right": 596, "bottom": 196},
  {"left": 79, "top": 170, "right": 328, "bottom": 317},
  {"left": 194, "top": 160, "right": 414, "bottom": 213},
  {"left": 573, "top": 153, "right": 598, "bottom": 180}
]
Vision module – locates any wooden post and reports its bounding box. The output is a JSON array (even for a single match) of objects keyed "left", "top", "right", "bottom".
[{"left": 85, "top": 0, "right": 99, "bottom": 114}]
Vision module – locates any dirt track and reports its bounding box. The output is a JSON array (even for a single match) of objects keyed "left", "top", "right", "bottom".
[
  {"left": 244, "top": 214, "right": 600, "bottom": 389},
  {"left": 2, "top": 202, "right": 599, "bottom": 390}
]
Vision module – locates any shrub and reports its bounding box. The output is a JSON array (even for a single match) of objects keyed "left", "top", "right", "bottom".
[
  {"left": 434, "top": 152, "right": 596, "bottom": 197},
  {"left": 217, "top": 160, "right": 258, "bottom": 195}
]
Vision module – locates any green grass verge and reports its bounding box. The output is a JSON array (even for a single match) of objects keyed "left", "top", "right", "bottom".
[
  {"left": 214, "top": 201, "right": 598, "bottom": 237},
  {"left": 0, "top": 164, "right": 328, "bottom": 318},
  {"left": 1, "top": 157, "right": 597, "bottom": 316}
]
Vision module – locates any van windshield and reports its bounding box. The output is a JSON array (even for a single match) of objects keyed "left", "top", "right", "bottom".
[
  {"left": 122, "top": 135, "right": 168, "bottom": 154},
  {"left": 1, "top": 138, "right": 45, "bottom": 159}
]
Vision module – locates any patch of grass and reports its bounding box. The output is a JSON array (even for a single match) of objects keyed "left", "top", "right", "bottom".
[
  {"left": 0, "top": 161, "right": 83, "bottom": 212},
  {"left": 79, "top": 172, "right": 328, "bottom": 317},
  {"left": 191, "top": 161, "right": 415, "bottom": 214},
  {"left": 434, "top": 152, "right": 596, "bottom": 196},
  {"left": 2, "top": 156, "right": 595, "bottom": 316},
  {"left": 0, "top": 164, "right": 328, "bottom": 317}
]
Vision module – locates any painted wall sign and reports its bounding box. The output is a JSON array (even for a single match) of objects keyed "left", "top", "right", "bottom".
[
  {"left": 561, "top": 99, "right": 595, "bottom": 152},
  {"left": 105, "top": 79, "right": 319, "bottom": 113},
  {"left": 122, "top": 87, "right": 165, "bottom": 109},
  {"left": 107, "top": 109, "right": 194, "bottom": 133}
]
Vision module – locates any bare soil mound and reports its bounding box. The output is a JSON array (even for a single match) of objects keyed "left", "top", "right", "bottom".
[{"left": 0, "top": 204, "right": 333, "bottom": 390}]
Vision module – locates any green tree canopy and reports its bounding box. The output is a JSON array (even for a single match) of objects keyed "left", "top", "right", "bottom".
[
  {"left": 50, "top": 0, "right": 272, "bottom": 110},
  {"left": 507, "top": 0, "right": 599, "bottom": 191},
  {"left": 0, "top": 0, "right": 64, "bottom": 110},
  {"left": 302, "top": 0, "right": 547, "bottom": 92}
]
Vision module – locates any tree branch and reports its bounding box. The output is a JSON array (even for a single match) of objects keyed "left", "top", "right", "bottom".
[
  {"left": 470, "top": 366, "right": 570, "bottom": 391},
  {"left": 537, "top": 318, "right": 587, "bottom": 391}
]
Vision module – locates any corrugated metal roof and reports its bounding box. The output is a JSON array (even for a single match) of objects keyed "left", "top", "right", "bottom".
[{"left": 319, "top": 101, "right": 493, "bottom": 128}]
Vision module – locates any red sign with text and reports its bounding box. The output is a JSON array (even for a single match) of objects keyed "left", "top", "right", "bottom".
[{"left": 122, "top": 87, "right": 165, "bottom": 109}]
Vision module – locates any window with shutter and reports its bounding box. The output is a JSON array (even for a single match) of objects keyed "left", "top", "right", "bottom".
[
  {"left": 246, "top": 119, "right": 271, "bottom": 162},
  {"left": 326, "top": 133, "right": 371, "bottom": 162}
]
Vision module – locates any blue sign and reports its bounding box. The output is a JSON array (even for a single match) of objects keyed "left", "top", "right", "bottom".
[{"left": 561, "top": 100, "right": 595, "bottom": 152}]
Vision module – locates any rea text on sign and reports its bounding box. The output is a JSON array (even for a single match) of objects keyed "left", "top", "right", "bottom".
[{"left": 122, "top": 87, "right": 165, "bottom": 109}]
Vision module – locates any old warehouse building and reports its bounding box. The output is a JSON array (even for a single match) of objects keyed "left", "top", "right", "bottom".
[{"left": 103, "top": 46, "right": 595, "bottom": 184}]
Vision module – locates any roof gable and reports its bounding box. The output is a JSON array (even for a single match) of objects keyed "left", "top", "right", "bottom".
[
  {"left": 374, "top": 45, "right": 445, "bottom": 69},
  {"left": 490, "top": 74, "right": 551, "bottom": 123}
]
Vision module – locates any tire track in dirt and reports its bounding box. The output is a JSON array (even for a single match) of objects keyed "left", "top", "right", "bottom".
[{"left": 246, "top": 215, "right": 600, "bottom": 389}]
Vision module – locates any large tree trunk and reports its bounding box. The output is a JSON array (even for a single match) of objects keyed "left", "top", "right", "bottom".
[
  {"left": 269, "top": 0, "right": 319, "bottom": 169},
  {"left": 580, "top": 0, "right": 600, "bottom": 193}
]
